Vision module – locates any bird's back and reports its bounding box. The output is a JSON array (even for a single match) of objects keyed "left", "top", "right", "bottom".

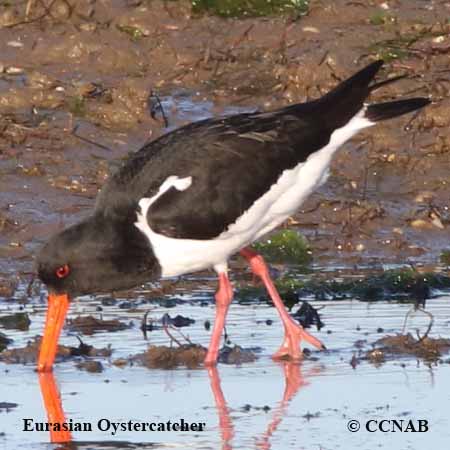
[
  {"left": 95, "top": 102, "right": 331, "bottom": 238},
  {"left": 95, "top": 60, "right": 428, "bottom": 243}
]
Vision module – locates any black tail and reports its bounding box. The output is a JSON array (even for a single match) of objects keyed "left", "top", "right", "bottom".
[
  {"left": 365, "top": 98, "right": 430, "bottom": 122},
  {"left": 318, "top": 60, "right": 429, "bottom": 128},
  {"left": 318, "top": 60, "right": 384, "bottom": 129}
]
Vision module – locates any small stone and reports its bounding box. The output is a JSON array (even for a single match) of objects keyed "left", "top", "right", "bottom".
[
  {"left": 410, "top": 219, "right": 430, "bottom": 229},
  {"left": 5, "top": 67, "right": 24, "bottom": 75},
  {"left": 76, "top": 360, "right": 103, "bottom": 373},
  {"left": 118, "top": 301, "right": 133, "bottom": 309},
  {"left": 101, "top": 298, "right": 117, "bottom": 306},
  {"left": 79, "top": 23, "right": 97, "bottom": 32},
  {"left": 387, "top": 153, "right": 396, "bottom": 162},
  {"left": 433, "top": 36, "right": 445, "bottom": 43},
  {"left": 7, "top": 41, "right": 23, "bottom": 48},
  {"left": 0, "top": 402, "right": 18, "bottom": 411},
  {"left": 302, "top": 26, "right": 320, "bottom": 33},
  {"left": 112, "top": 358, "right": 128, "bottom": 368}
]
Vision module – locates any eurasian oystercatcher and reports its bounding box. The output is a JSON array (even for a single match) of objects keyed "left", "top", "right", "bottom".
[{"left": 36, "top": 60, "right": 430, "bottom": 371}]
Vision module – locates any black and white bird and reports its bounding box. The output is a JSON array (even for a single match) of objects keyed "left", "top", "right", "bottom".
[{"left": 36, "top": 60, "right": 430, "bottom": 371}]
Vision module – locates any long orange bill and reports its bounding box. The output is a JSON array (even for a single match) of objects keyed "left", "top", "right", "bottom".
[{"left": 37, "top": 293, "right": 70, "bottom": 372}]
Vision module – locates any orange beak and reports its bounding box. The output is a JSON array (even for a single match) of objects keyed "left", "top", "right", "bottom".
[{"left": 37, "top": 293, "right": 70, "bottom": 372}]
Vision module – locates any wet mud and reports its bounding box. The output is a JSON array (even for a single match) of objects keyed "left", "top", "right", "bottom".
[
  {"left": 367, "top": 333, "right": 450, "bottom": 363},
  {"left": 133, "top": 344, "right": 207, "bottom": 369},
  {"left": 67, "top": 315, "right": 130, "bottom": 335},
  {"left": 0, "top": 336, "right": 111, "bottom": 365},
  {"left": 0, "top": 331, "right": 12, "bottom": 349},
  {"left": 0, "top": 0, "right": 449, "bottom": 284},
  {"left": 132, "top": 343, "right": 257, "bottom": 369}
]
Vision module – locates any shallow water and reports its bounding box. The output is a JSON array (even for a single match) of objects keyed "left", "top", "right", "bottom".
[
  {"left": 1, "top": 286, "right": 450, "bottom": 450},
  {"left": 1, "top": 2, "right": 449, "bottom": 449}
]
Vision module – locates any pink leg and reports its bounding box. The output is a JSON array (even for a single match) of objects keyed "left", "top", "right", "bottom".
[
  {"left": 240, "top": 247, "right": 325, "bottom": 360},
  {"left": 204, "top": 272, "right": 233, "bottom": 366}
]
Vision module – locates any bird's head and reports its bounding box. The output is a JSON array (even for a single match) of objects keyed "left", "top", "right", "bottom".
[{"left": 36, "top": 211, "right": 160, "bottom": 371}]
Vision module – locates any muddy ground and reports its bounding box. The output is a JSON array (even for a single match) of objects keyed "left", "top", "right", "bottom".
[{"left": 0, "top": 0, "right": 450, "bottom": 295}]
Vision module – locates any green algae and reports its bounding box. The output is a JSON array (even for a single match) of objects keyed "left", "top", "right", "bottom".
[
  {"left": 236, "top": 269, "right": 450, "bottom": 306},
  {"left": 191, "top": 0, "right": 309, "bottom": 18},
  {"left": 253, "top": 229, "right": 312, "bottom": 266},
  {"left": 441, "top": 250, "right": 450, "bottom": 265}
]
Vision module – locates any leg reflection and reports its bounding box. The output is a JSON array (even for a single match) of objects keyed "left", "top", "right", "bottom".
[
  {"left": 256, "top": 362, "right": 306, "bottom": 450},
  {"left": 208, "top": 362, "right": 314, "bottom": 450},
  {"left": 38, "top": 372, "right": 72, "bottom": 443},
  {"left": 207, "top": 366, "right": 234, "bottom": 450}
]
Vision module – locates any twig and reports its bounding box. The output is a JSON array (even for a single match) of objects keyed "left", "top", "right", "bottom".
[
  {"left": 141, "top": 310, "right": 149, "bottom": 340},
  {"left": 72, "top": 124, "right": 111, "bottom": 151},
  {"left": 402, "top": 306, "right": 434, "bottom": 342},
  {"left": 26, "top": 0, "right": 35, "bottom": 20},
  {"left": 163, "top": 323, "right": 183, "bottom": 347},
  {"left": 402, "top": 306, "right": 414, "bottom": 335},
  {"left": 403, "top": 108, "right": 422, "bottom": 132},
  {"left": 147, "top": 91, "right": 169, "bottom": 128},
  {"left": 225, "top": 24, "right": 254, "bottom": 60},
  {"left": 318, "top": 50, "right": 329, "bottom": 66},
  {"left": 171, "top": 326, "right": 193, "bottom": 345},
  {"left": 26, "top": 274, "right": 35, "bottom": 298},
  {"left": 415, "top": 309, "right": 434, "bottom": 343},
  {"left": 5, "top": 0, "right": 58, "bottom": 28}
]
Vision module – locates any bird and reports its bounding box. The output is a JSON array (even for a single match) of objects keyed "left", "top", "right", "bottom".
[{"left": 36, "top": 60, "right": 430, "bottom": 372}]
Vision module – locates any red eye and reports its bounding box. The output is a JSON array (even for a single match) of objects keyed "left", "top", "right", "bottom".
[{"left": 55, "top": 264, "right": 70, "bottom": 279}]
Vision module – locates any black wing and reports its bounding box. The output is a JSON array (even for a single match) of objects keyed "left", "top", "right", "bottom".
[
  {"left": 95, "top": 106, "right": 331, "bottom": 239},
  {"left": 96, "top": 60, "right": 423, "bottom": 240}
]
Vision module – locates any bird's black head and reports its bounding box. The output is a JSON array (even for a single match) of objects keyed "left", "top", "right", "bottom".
[
  {"left": 37, "top": 211, "right": 161, "bottom": 297},
  {"left": 36, "top": 209, "right": 161, "bottom": 372}
]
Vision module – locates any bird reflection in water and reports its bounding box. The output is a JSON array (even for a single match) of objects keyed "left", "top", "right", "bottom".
[
  {"left": 208, "top": 362, "right": 316, "bottom": 450},
  {"left": 38, "top": 362, "right": 317, "bottom": 449},
  {"left": 38, "top": 372, "right": 72, "bottom": 444}
]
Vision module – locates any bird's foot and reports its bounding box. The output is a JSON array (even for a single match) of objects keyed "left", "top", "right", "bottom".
[{"left": 272, "top": 320, "right": 325, "bottom": 361}]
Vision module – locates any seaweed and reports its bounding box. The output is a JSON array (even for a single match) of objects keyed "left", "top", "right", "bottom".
[
  {"left": 116, "top": 24, "right": 146, "bottom": 41},
  {"left": 253, "top": 229, "right": 312, "bottom": 266},
  {"left": 440, "top": 249, "right": 450, "bottom": 265},
  {"left": 236, "top": 269, "right": 450, "bottom": 306},
  {"left": 369, "top": 10, "right": 396, "bottom": 26},
  {"left": 66, "top": 95, "right": 86, "bottom": 117},
  {"left": 0, "top": 312, "right": 30, "bottom": 331},
  {"left": 0, "top": 332, "right": 12, "bottom": 352},
  {"left": 191, "top": 0, "right": 309, "bottom": 18}
]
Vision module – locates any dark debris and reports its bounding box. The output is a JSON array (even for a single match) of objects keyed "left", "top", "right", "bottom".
[
  {"left": 0, "top": 313, "right": 30, "bottom": 331},
  {"left": 292, "top": 301, "right": 324, "bottom": 330},
  {"left": 67, "top": 315, "right": 129, "bottom": 335}
]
